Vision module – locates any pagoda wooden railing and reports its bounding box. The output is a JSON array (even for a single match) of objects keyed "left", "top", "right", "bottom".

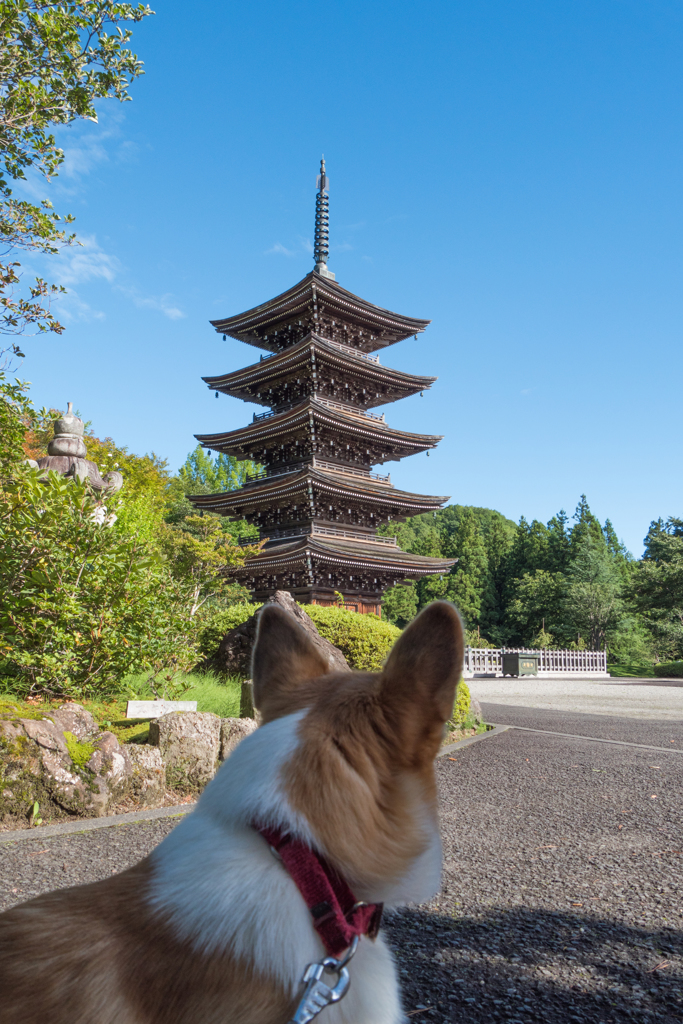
[
  {"left": 244, "top": 524, "right": 398, "bottom": 547},
  {"left": 311, "top": 458, "right": 391, "bottom": 483},
  {"left": 257, "top": 338, "right": 381, "bottom": 365},
  {"left": 244, "top": 459, "right": 392, "bottom": 485},
  {"left": 252, "top": 397, "right": 385, "bottom": 424},
  {"left": 314, "top": 396, "right": 385, "bottom": 421},
  {"left": 464, "top": 647, "right": 608, "bottom": 676},
  {"left": 323, "top": 338, "right": 381, "bottom": 363},
  {"left": 311, "top": 524, "right": 397, "bottom": 546}
]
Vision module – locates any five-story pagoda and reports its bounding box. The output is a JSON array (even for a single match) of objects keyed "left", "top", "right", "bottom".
[{"left": 191, "top": 161, "right": 454, "bottom": 613}]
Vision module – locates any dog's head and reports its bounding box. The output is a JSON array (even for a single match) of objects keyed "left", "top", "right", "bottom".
[{"left": 249, "top": 601, "right": 463, "bottom": 905}]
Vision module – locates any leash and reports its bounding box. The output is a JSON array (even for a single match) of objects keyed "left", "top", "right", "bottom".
[{"left": 254, "top": 824, "right": 383, "bottom": 1024}]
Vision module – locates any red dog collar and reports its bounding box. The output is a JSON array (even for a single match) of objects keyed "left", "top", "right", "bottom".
[{"left": 255, "top": 823, "right": 383, "bottom": 958}]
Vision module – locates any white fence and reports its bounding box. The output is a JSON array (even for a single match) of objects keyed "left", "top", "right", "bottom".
[{"left": 464, "top": 647, "right": 608, "bottom": 678}]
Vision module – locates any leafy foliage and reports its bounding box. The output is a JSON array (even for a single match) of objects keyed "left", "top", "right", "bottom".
[
  {"left": 305, "top": 605, "right": 401, "bottom": 671},
  {"left": 450, "top": 679, "right": 471, "bottom": 728},
  {"left": 0, "top": 466, "right": 197, "bottom": 697},
  {"left": 0, "top": 1, "right": 153, "bottom": 358},
  {"left": 178, "top": 445, "right": 262, "bottom": 495},
  {"left": 654, "top": 660, "right": 683, "bottom": 678},
  {"left": 158, "top": 514, "right": 261, "bottom": 617}
]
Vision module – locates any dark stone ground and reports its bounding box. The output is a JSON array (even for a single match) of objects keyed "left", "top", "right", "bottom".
[{"left": 2, "top": 713, "right": 682, "bottom": 1023}]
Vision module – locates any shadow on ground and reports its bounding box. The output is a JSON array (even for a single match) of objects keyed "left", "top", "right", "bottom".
[{"left": 384, "top": 905, "right": 682, "bottom": 1023}]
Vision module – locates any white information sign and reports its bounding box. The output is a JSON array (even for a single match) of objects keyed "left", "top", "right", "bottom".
[{"left": 126, "top": 700, "right": 198, "bottom": 719}]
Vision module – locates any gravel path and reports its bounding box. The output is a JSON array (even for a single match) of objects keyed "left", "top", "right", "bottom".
[
  {"left": 469, "top": 675, "right": 683, "bottom": 720},
  {"left": 480, "top": 702, "right": 683, "bottom": 749},
  {"left": 2, "top": 720, "right": 682, "bottom": 1023}
]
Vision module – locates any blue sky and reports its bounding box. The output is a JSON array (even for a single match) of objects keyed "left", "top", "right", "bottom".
[{"left": 18, "top": 0, "right": 683, "bottom": 556}]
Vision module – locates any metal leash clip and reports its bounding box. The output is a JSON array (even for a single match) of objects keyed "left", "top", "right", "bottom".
[{"left": 288, "top": 936, "right": 358, "bottom": 1024}]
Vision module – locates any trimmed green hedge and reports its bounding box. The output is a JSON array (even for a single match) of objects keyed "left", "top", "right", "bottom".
[
  {"left": 654, "top": 661, "right": 683, "bottom": 678},
  {"left": 304, "top": 606, "right": 401, "bottom": 672},
  {"left": 195, "top": 601, "right": 401, "bottom": 673},
  {"left": 195, "top": 603, "right": 260, "bottom": 659}
]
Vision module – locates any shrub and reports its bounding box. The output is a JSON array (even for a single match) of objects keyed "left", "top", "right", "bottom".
[
  {"left": 305, "top": 606, "right": 401, "bottom": 671},
  {"left": 194, "top": 603, "right": 260, "bottom": 659},
  {"left": 654, "top": 661, "right": 683, "bottom": 678},
  {"left": 0, "top": 467, "right": 197, "bottom": 699},
  {"left": 451, "top": 679, "right": 471, "bottom": 728}
]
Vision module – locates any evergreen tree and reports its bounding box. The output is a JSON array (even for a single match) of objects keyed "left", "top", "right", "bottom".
[{"left": 442, "top": 508, "right": 489, "bottom": 626}]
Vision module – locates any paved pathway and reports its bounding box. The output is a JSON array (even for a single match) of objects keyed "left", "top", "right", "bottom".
[
  {"left": 469, "top": 675, "right": 683, "bottom": 720},
  {"left": 1, "top": 707, "right": 682, "bottom": 1023}
]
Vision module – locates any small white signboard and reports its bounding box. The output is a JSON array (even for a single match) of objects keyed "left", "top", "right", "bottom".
[{"left": 126, "top": 700, "right": 198, "bottom": 719}]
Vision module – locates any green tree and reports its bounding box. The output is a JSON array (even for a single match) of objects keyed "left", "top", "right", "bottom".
[
  {"left": 381, "top": 581, "right": 418, "bottom": 628},
  {"left": 0, "top": 0, "right": 152, "bottom": 360},
  {"left": 564, "top": 531, "right": 624, "bottom": 651},
  {"left": 442, "top": 507, "right": 489, "bottom": 625},
  {"left": 178, "top": 445, "right": 261, "bottom": 495},
  {"left": 0, "top": 466, "right": 195, "bottom": 697},
  {"left": 630, "top": 518, "right": 683, "bottom": 661},
  {"left": 506, "top": 570, "right": 566, "bottom": 646},
  {"left": 0, "top": 371, "right": 32, "bottom": 475},
  {"left": 158, "top": 514, "right": 261, "bottom": 618}
]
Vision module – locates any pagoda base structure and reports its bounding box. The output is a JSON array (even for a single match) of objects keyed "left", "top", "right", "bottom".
[{"left": 191, "top": 162, "right": 455, "bottom": 612}]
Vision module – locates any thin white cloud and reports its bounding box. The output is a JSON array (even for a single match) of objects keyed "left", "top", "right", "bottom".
[
  {"left": 298, "top": 236, "right": 314, "bottom": 254},
  {"left": 117, "top": 286, "right": 185, "bottom": 320},
  {"left": 51, "top": 287, "right": 106, "bottom": 323},
  {"left": 53, "top": 235, "right": 121, "bottom": 286},
  {"left": 265, "top": 242, "right": 297, "bottom": 257}
]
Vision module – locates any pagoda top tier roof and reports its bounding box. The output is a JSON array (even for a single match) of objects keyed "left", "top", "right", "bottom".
[
  {"left": 195, "top": 397, "right": 442, "bottom": 463},
  {"left": 202, "top": 333, "right": 436, "bottom": 408},
  {"left": 233, "top": 533, "right": 455, "bottom": 578},
  {"left": 209, "top": 270, "right": 430, "bottom": 354}
]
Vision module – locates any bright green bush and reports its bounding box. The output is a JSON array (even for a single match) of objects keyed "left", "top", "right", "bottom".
[
  {"left": 654, "top": 660, "right": 683, "bottom": 678},
  {"left": 450, "top": 679, "right": 471, "bottom": 728},
  {"left": 305, "top": 605, "right": 401, "bottom": 671},
  {"left": 0, "top": 467, "right": 198, "bottom": 699},
  {"left": 194, "top": 603, "right": 260, "bottom": 660}
]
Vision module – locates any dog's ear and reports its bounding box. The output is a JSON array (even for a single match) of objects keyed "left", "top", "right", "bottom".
[
  {"left": 379, "top": 601, "right": 464, "bottom": 760},
  {"left": 252, "top": 605, "right": 330, "bottom": 720}
]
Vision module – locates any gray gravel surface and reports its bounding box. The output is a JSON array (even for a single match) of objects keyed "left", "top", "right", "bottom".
[
  {"left": 1, "top": 725, "right": 681, "bottom": 1023},
  {"left": 481, "top": 702, "right": 683, "bottom": 748},
  {"left": 0, "top": 818, "right": 180, "bottom": 908}
]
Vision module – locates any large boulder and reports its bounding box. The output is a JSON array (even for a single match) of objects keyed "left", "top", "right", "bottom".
[
  {"left": 16, "top": 717, "right": 114, "bottom": 817},
  {"left": 206, "top": 591, "right": 349, "bottom": 680},
  {"left": 124, "top": 745, "right": 166, "bottom": 806},
  {"left": 48, "top": 703, "right": 99, "bottom": 742},
  {"left": 220, "top": 717, "right": 258, "bottom": 760},
  {"left": 149, "top": 711, "right": 221, "bottom": 794}
]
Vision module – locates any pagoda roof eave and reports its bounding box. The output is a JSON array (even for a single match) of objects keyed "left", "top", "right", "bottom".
[
  {"left": 201, "top": 334, "right": 437, "bottom": 407},
  {"left": 233, "top": 535, "right": 455, "bottom": 576},
  {"left": 187, "top": 466, "right": 450, "bottom": 515},
  {"left": 195, "top": 399, "right": 442, "bottom": 460},
  {"left": 209, "top": 271, "right": 430, "bottom": 353}
]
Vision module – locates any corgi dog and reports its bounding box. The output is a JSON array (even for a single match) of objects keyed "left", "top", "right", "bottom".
[{"left": 0, "top": 601, "right": 463, "bottom": 1024}]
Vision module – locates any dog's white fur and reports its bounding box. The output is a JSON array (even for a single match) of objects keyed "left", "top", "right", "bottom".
[{"left": 150, "top": 709, "right": 440, "bottom": 1022}]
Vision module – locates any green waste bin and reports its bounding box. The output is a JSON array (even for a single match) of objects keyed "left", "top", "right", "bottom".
[{"left": 502, "top": 652, "right": 539, "bottom": 677}]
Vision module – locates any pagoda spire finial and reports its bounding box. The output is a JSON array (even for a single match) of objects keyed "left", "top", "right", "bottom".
[{"left": 313, "top": 156, "right": 335, "bottom": 280}]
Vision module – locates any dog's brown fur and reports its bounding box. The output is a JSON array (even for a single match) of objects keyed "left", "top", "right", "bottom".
[{"left": 0, "top": 601, "right": 463, "bottom": 1024}]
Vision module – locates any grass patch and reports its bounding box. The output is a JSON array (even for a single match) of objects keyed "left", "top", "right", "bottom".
[
  {"left": 123, "top": 671, "right": 243, "bottom": 719},
  {"left": 608, "top": 663, "right": 656, "bottom": 678},
  {"left": 0, "top": 672, "right": 243, "bottom": 744}
]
